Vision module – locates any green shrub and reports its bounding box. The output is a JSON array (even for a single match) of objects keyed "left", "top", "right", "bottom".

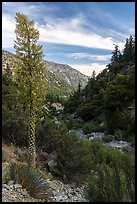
[
  {"left": 53, "top": 133, "right": 94, "bottom": 184},
  {"left": 114, "top": 129, "right": 124, "bottom": 141},
  {"left": 86, "top": 161, "right": 135, "bottom": 202},
  {"left": 2, "top": 75, "right": 28, "bottom": 146},
  {"left": 2, "top": 175, "right": 10, "bottom": 184},
  {"left": 82, "top": 121, "right": 102, "bottom": 134},
  {"left": 36, "top": 118, "right": 68, "bottom": 152},
  {"left": 65, "top": 115, "right": 76, "bottom": 129},
  {"left": 102, "top": 134, "right": 113, "bottom": 143}
]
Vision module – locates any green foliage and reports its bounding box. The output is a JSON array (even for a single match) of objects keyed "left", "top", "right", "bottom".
[
  {"left": 103, "top": 73, "right": 134, "bottom": 135},
  {"left": 64, "top": 90, "right": 82, "bottom": 113},
  {"left": 9, "top": 162, "right": 52, "bottom": 199},
  {"left": 102, "top": 134, "right": 113, "bottom": 143},
  {"left": 85, "top": 150, "right": 135, "bottom": 202},
  {"left": 123, "top": 35, "right": 135, "bottom": 63},
  {"left": 2, "top": 73, "right": 28, "bottom": 146},
  {"left": 46, "top": 93, "right": 66, "bottom": 105},
  {"left": 53, "top": 133, "right": 94, "bottom": 183},
  {"left": 36, "top": 118, "right": 65, "bottom": 152},
  {"left": 111, "top": 45, "right": 122, "bottom": 65},
  {"left": 64, "top": 36, "right": 135, "bottom": 142},
  {"left": 82, "top": 121, "right": 103, "bottom": 134},
  {"left": 104, "top": 73, "right": 131, "bottom": 109},
  {"left": 77, "top": 95, "right": 102, "bottom": 121},
  {"left": 14, "top": 12, "right": 47, "bottom": 119},
  {"left": 37, "top": 117, "right": 134, "bottom": 189},
  {"left": 65, "top": 115, "right": 77, "bottom": 129},
  {"left": 2, "top": 175, "right": 10, "bottom": 184},
  {"left": 14, "top": 12, "right": 47, "bottom": 167}
]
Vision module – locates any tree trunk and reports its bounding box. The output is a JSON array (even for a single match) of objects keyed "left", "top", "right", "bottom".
[{"left": 28, "top": 110, "right": 36, "bottom": 168}]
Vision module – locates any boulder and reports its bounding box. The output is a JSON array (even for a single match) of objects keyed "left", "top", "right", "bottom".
[{"left": 47, "top": 151, "right": 58, "bottom": 172}]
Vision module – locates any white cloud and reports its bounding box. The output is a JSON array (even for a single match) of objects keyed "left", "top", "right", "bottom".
[
  {"left": 2, "top": 12, "right": 125, "bottom": 51},
  {"left": 38, "top": 22, "right": 124, "bottom": 50},
  {"left": 2, "top": 14, "right": 15, "bottom": 48},
  {"left": 65, "top": 53, "right": 111, "bottom": 61},
  {"left": 69, "top": 63, "right": 107, "bottom": 76}
]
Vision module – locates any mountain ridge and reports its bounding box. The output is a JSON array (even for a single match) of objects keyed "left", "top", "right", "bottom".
[{"left": 2, "top": 50, "right": 88, "bottom": 93}]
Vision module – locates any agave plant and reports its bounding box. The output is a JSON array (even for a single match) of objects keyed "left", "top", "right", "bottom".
[{"left": 9, "top": 162, "right": 53, "bottom": 200}]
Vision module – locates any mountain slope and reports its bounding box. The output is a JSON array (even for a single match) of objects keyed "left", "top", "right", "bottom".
[
  {"left": 2, "top": 50, "right": 88, "bottom": 98},
  {"left": 44, "top": 60, "right": 88, "bottom": 89}
]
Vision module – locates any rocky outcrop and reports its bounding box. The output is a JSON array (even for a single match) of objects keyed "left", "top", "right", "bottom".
[
  {"left": 2, "top": 183, "right": 46, "bottom": 202},
  {"left": 46, "top": 179, "right": 88, "bottom": 202},
  {"left": 2, "top": 179, "right": 88, "bottom": 202}
]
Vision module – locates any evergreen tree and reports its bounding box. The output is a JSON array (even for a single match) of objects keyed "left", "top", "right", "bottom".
[
  {"left": 128, "top": 35, "right": 134, "bottom": 62},
  {"left": 123, "top": 38, "right": 129, "bottom": 62},
  {"left": 111, "top": 45, "right": 121, "bottom": 64},
  {"left": 91, "top": 70, "right": 96, "bottom": 79},
  {"left": 14, "top": 13, "right": 46, "bottom": 168},
  {"left": 78, "top": 82, "right": 81, "bottom": 94},
  {"left": 123, "top": 35, "right": 135, "bottom": 63}
]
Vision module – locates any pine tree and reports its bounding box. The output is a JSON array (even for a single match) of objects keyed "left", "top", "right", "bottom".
[
  {"left": 123, "top": 38, "right": 129, "bottom": 62},
  {"left": 111, "top": 45, "right": 121, "bottom": 64},
  {"left": 14, "top": 13, "right": 46, "bottom": 168},
  {"left": 78, "top": 82, "right": 81, "bottom": 94},
  {"left": 128, "top": 35, "right": 133, "bottom": 62},
  {"left": 123, "top": 35, "right": 135, "bottom": 63},
  {"left": 91, "top": 70, "right": 96, "bottom": 79}
]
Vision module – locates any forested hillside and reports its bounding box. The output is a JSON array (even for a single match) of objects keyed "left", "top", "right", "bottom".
[{"left": 64, "top": 35, "right": 135, "bottom": 141}]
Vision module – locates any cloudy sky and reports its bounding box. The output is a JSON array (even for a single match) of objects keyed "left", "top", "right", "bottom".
[{"left": 2, "top": 2, "right": 135, "bottom": 76}]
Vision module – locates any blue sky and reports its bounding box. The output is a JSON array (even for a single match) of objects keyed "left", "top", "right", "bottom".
[{"left": 2, "top": 2, "right": 135, "bottom": 76}]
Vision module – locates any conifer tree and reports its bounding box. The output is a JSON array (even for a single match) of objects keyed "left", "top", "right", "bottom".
[
  {"left": 111, "top": 45, "right": 121, "bottom": 64},
  {"left": 78, "top": 82, "right": 81, "bottom": 94},
  {"left": 123, "top": 35, "right": 135, "bottom": 63},
  {"left": 14, "top": 13, "right": 46, "bottom": 168}
]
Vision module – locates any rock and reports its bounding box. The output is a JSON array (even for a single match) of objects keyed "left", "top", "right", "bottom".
[
  {"left": 88, "top": 136, "right": 94, "bottom": 140},
  {"left": 88, "top": 132, "right": 104, "bottom": 140},
  {"left": 54, "top": 194, "right": 63, "bottom": 201},
  {"left": 100, "top": 122, "right": 104, "bottom": 127},
  {"left": 2, "top": 183, "right": 47, "bottom": 202},
  {"left": 74, "top": 129, "right": 85, "bottom": 138},
  {"left": 52, "top": 103, "right": 64, "bottom": 111},
  {"left": 47, "top": 172, "right": 52, "bottom": 177},
  {"left": 47, "top": 151, "right": 58, "bottom": 172},
  {"left": 21, "top": 189, "right": 29, "bottom": 196},
  {"left": 53, "top": 116, "right": 61, "bottom": 124},
  {"left": 76, "top": 117, "right": 83, "bottom": 123},
  {"left": 8, "top": 180, "right": 14, "bottom": 185},
  {"left": 14, "top": 184, "right": 22, "bottom": 188},
  {"left": 105, "top": 140, "right": 131, "bottom": 149}
]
